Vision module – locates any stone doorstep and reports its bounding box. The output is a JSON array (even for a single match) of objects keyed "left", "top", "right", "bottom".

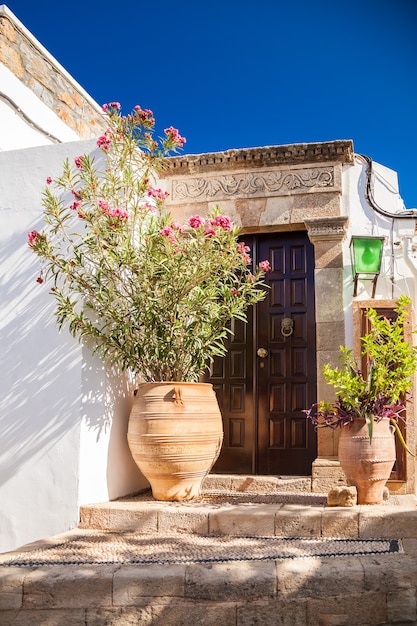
[
  {"left": 1, "top": 554, "right": 417, "bottom": 624},
  {"left": 202, "top": 474, "right": 313, "bottom": 493}
]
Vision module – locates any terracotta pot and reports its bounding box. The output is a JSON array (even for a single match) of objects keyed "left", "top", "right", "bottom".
[
  {"left": 338, "top": 417, "right": 396, "bottom": 504},
  {"left": 127, "top": 382, "right": 223, "bottom": 501}
]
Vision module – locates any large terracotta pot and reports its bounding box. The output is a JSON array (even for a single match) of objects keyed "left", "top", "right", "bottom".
[
  {"left": 338, "top": 417, "right": 396, "bottom": 504},
  {"left": 127, "top": 382, "right": 223, "bottom": 501}
]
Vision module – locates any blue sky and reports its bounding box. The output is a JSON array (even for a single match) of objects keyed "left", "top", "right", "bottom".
[{"left": 5, "top": 0, "right": 417, "bottom": 207}]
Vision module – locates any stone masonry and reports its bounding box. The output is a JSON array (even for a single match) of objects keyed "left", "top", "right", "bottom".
[{"left": 0, "top": 7, "right": 106, "bottom": 140}]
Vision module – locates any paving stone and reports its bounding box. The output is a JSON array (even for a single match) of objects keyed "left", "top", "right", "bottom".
[
  {"left": 202, "top": 475, "right": 233, "bottom": 491},
  {"left": 387, "top": 587, "right": 417, "bottom": 622},
  {"left": 401, "top": 538, "right": 417, "bottom": 556},
  {"left": 209, "top": 505, "right": 276, "bottom": 536},
  {"left": 185, "top": 561, "right": 276, "bottom": 601},
  {"left": 237, "top": 599, "right": 308, "bottom": 625},
  {"left": 157, "top": 508, "right": 209, "bottom": 534},
  {"left": 22, "top": 565, "right": 116, "bottom": 609},
  {"left": 229, "top": 475, "right": 282, "bottom": 493},
  {"left": 307, "top": 591, "right": 387, "bottom": 625},
  {"left": 0, "top": 566, "right": 25, "bottom": 609},
  {"left": 113, "top": 564, "right": 186, "bottom": 605},
  {"left": 359, "top": 507, "right": 417, "bottom": 539},
  {"left": 86, "top": 606, "right": 153, "bottom": 625},
  {"left": 277, "top": 556, "right": 364, "bottom": 598},
  {"left": 151, "top": 600, "right": 237, "bottom": 625},
  {"left": 360, "top": 554, "right": 417, "bottom": 592},
  {"left": 0, "top": 608, "right": 87, "bottom": 625},
  {"left": 79, "top": 505, "right": 111, "bottom": 530},
  {"left": 321, "top": 508, "right": 359, "bottom": 538},
  {"left": 108, "top": 505, "right": 158, "bottom": 533},
  {"left": 274, "top": 505, "right": 322, "bottom": 537}
]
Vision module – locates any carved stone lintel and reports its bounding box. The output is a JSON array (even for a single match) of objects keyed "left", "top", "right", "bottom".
[
  {"left": 305, "top": 216, "right": 349, "bottom": 243},
  {"left": 170, "top": 166, "right": 335, "bottom": 203}
]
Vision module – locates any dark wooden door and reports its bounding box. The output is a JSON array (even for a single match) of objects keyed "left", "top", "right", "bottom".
[{"left": 207, "top": 231, "right": 317, "bottom": 476}]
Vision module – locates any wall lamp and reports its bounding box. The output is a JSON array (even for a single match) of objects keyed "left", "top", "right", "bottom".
[{"left": 350, "top": 235, "right": 384, "bottom": 298}]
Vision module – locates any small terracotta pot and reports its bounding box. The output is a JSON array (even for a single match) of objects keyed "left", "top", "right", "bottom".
[
  {"left": 338, "top": 417, "right": 396, "bottom": 504},
  {"left": 127, "top": 382, "right": 223, "bottom": 501}
]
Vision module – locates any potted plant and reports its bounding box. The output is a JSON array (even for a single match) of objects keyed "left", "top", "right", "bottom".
[
  {"left": 305, "top": 295, "right": 417, "bottom": 503},
  {"left": 28, "top": 102, "right": 270, "bottom": 501}
]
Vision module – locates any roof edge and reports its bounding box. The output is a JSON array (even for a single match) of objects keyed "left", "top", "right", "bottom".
[{"left": 164, "top": 140, "right": 355, "bottom": 176}]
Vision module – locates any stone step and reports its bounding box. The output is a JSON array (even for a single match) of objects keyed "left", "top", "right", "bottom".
[
  {"left": 2, "top": 543, "right": 417, "bottom": 625},
  {"left": 78, "top": 475, "right": 417, "bottom": 540},
  {"left": 2, "top": 476, "right": 417, "bottom": 625}
]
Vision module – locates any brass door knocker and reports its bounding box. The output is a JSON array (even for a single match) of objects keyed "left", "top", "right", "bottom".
[{"left": 281, "top": 317, "right": 294, "bottom": 337}]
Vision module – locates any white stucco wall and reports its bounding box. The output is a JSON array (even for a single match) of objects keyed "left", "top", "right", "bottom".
[
  {"left": 341, "top": 157, "right": 417, "bottom": 344},
  {"left": 0, "top": 142, "right": 146, "bottom": 553},
  {"left": 0, "top": 64, "right": 81, "bottom": 151}
]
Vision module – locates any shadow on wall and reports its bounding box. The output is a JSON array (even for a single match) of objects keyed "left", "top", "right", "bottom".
[
  {"left": 105, "top": 367, "right": 146, "bottom": 499},
  {"left": 0, "top": 228, "right": 145, "bottom": 497},
  {"left": 0, "top": 229, "right": 85, "bottom": 487}
]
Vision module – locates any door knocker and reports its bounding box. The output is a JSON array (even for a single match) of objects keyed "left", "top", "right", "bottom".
[{"left": 281, "top": 317, "right": 294, "bottom": 337}]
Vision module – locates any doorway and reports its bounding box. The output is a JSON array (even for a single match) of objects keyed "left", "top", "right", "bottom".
[{"left": 206, "top": 231, "right": 317, "bottom": 475}]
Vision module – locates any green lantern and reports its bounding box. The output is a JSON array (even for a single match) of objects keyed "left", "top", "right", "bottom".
[{"left": 350, "top": 236, "right": 384, "bottom": 297}]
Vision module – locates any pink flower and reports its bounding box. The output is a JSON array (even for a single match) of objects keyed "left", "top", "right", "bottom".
[
  {"left": 204, "top": 228, "right": 216, "bottom": 238},
  {"left": 27, "top": 230, "right": 39, "bottom": 246},
  {"left": 172, "top": 220, "right": 184, "bottom": 233},
  {"left": 164, "top": 126, "right": 186, "bottom": 148},
  {"left": 115, "top": 208, "right": 129, "bottom": 219},
  {"left": 69, "top": 200, "right": 82, "bottom": 211},
  {"left": 259, "top": 260, "right": 271, "bottom": 272},
  {"left": 99, "top": 200, "right": 109, "bottom": 212},
  {"left": 102, "top": 102, "right": 121, "bottom": 112},
  {"left": 97, "top": 135, "right": 111, "bottom": 150},
  {"left": 237, "top": 242, "right": 250, "bottom": 255},
  {"left": 147, "top": 186, "right": 169, "bottom": 200},
  {"left": 230, "top": 288, "right": 241, "bottom": 296},
  {"left": 74, "top": 156, "right": 83, "bottom": 169},
  {"left": 137, "top": 202, "right": 155, "bottom": 213},
  {"left": 237, "top": 241, "right": 251, "bottom": 264},
  {"left": 211, "top": 215, "right": 232, "bottom": 231},
  {"left": 159, "top": 226, "right": 174, "bottom": 237},
  {"left": 134, "top": 106, "right": 155, "bottom": 125},
  {"left": 189, "top": 215, "right": 205, "bottom": 229},
  {"left": 46, "top": 176, "right": 52, "bottom": 185}
]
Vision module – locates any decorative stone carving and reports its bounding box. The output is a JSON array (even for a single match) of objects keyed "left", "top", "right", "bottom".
[
  {"left": 305, "top": 216, "right": 348, "bottom": 243},
  {"left": 171, "top": 166, "right": 335, "bottom": 203}
]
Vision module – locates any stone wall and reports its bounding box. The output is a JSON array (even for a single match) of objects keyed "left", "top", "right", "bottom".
[{"left": 0, "top": 6, "right": 106, "bottom": 140}]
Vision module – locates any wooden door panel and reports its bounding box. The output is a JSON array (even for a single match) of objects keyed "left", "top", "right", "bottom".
[
  {"left": 209, "top": 312, "right": 255, "bottom": 473},
  {"left": 257, "top": 232, "right": 317, "bottom": 475}
]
